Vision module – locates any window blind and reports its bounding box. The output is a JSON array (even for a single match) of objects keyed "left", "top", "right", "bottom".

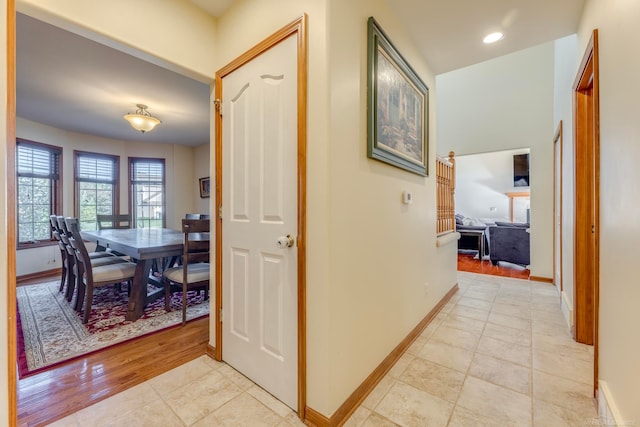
[
  {"left": 17, "top": 144, "right": 60, "bottom": 179},
  {"left": 77, "top": 155, "right": 116, "bottom": 183},
  {"left": 16, "top": 140, "right": 62, "bottom": 245},
  {"left": 131, "top": 160, "right": 164, "bottom": 183}
]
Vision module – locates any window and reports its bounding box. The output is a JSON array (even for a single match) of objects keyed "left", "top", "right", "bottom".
[
  {"left": 75, "top": 151, "right": 119, "bottom": 231},
  {"left": 16, "top": 139, "right": 62, "bottom": 248},
  {"left": 129, "top": 158, "right": 165, "bottom": 228}
]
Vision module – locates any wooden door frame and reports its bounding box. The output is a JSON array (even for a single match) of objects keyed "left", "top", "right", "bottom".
[
  {"left": 7, "top": 0, "right": 18, "bottom": 425},
  {"left": 553, "top": 121, "right": 563, "bottom": 293},
  {"left": 573, "top": 29, "right": 599, "bottom": 396},
  {"left": 214, "top": 15, "right": 308, "bottom": 417}
]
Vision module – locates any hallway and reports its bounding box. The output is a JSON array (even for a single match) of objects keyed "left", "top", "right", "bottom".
[
  {"left": 346, "top": 272, "right": 595, "bottom": 426},
  {"left": 48, "top": 272, "right": 595, "bottom": 426}
]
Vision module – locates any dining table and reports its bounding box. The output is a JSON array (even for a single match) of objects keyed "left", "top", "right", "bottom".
[{"left": 81, "top": 227, "right": 186, "bottom": 321}]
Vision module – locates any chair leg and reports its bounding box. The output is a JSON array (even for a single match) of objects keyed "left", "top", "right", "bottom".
[
  {"left": 152, "top": 259, "right": 164, "bottom": 277},
  {"left": 182, "top": 283, "right": 187, "bottom": 325},
  {"left": 72, "top": 262, "right": 85, "bottom": 311},
  {"left": 59, "top": 265, "right": 67, "bottom": 293},
  {"left": 67, "top": 263, "right": 79, "bottom": 303},
  {"left": 83, "top": 285, "right": 94, "bottom": 324},
  {"left": 113, "top": 283, "right": 125, "bottom": 294},
  {"left": 164, "top": 279, "right": 171, "bottom": 312},
  {"left": 75, "top": 278, "right": 86, "bottom": 313},
  {"left": 59, "top": 255, "right": 67, "bottom": 292},
  {"left": 165, "top": 256, "right": 178, "bottom": 269}
]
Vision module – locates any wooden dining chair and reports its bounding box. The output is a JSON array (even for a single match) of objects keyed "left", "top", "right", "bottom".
[
  {"left": 96, "top": 213, "right": 132, "bottom": 254},
  {"left": 65, "top": 217, "right": 137, "bottom": 323},
  {"left": 170, "top": 214, "right": 211, "bottom": 268},
  {"left": 96, "top": 213, "right": 132, "bottom": 230},
  {"left": 50, "top": 215, "right": 69, "bottom": 293},
  {"left": 63, "top": 217, "right": 133, "bottom": 310},
  {"left": 56, "top": 216, "right": 115, "bottom": 260},
  {"left": 56, "top": 216, "right": 123, "bottom": 304},
  {"left": 55, "top": 215, "right": 115, "bottom": 295},
  {"left": 163, "top": 218, "right": 210, "bottom": 325}
]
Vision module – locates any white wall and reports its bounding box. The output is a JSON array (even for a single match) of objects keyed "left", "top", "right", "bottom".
[
  {"left": 553, "top": 34, "right": 578, "bottom": 326},
  {"left": 17, "top": 0, "right": 217, "bottom": 83},
  {"left": 15, "top": 118, "right": 199, "bottom": 276},
  {"left": 193, "top": 143, "right": 210, "bottom": 215},
  {"left": 573, "top": 0, "right": 640, "bottom": 424},
  {"left": 325, "top": 0, "right": 457, "bottom": 414},
  {"left": 456, "top": 149, "right": 530, "bottom": 223},
  {"left": 437, "top": 43, "right": 555, "bottom": 278}
]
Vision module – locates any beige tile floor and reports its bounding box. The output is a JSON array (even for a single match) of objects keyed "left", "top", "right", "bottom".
[{"left": 49, "top": 272, "right": 597, "bottom": 426}]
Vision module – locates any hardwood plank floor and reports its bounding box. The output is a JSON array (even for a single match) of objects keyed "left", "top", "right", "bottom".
[
  {"left": 457, "top": 253, "right": 530, "bottom": 280},
  {"left": 17, "top": 313, "right": 209, "bottom": 427}
]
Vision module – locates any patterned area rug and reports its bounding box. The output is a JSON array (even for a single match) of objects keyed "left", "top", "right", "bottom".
[{"left": 17, "top": 280, "right": 209, "bottom": 377}]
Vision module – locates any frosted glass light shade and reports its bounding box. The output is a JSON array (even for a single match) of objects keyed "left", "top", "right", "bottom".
[{"left": 123, "top": 104, "right": 161, "bottom": 133}]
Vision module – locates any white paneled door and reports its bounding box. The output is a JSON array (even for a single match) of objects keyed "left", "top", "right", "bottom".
[{"left": 221, "top": 35, "right": 298, "bottom": 409}]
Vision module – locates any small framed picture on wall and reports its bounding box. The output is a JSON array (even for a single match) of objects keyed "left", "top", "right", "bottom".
[{"left": 199, "top": 177, "right": 210, "bottom": 198}]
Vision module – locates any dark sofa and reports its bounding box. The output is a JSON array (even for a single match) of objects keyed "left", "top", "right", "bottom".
[{"left": 486, "top": 222, "right": 530, "bottom": 266}]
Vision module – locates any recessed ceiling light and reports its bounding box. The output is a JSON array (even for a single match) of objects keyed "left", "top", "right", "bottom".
[{"left": 483, "top": 32, "right": 504, "bottom": 44}]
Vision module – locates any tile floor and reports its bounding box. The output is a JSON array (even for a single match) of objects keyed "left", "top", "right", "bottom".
[{"left": 49, "top": 272, "right": 597, "bottom": 426}]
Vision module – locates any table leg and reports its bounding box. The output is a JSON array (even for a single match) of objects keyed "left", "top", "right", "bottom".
[
  {"left": 480, "top": 233, "right": 485, "bottom": 262},
  {"left": 126, "top": 259, "right": 153, "bottom": 321}
]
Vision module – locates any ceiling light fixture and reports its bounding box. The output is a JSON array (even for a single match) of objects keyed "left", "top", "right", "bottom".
[
  {"left": 483, "top": 32, "right": 504, "bottom": 44},
  {"left": 123, "top": 104, "right": 161, "bottom": 133}
]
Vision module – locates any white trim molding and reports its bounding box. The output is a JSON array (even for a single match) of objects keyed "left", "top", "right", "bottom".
[
  {"left": 598, "top": 380, "right": 630, "bottom": 426},
  {"left": 561, "top": 290, "right": 574, "bottom": 329}
]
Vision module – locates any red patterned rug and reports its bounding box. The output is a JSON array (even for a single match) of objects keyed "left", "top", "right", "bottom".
[{"left": 16, "top": 280, "right": 209, "bottom": 378}]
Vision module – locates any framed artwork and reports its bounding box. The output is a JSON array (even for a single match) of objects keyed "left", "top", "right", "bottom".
[
  {"left": 367, "top": 17, "right": 429, "bottom": 176},
  {"left": 199, "top": 177, "right": 210, "bottom": 198}
]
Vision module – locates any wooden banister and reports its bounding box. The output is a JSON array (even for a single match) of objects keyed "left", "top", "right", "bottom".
[{"left": 436, "top": 151, "right": 456, "bottom": 235}]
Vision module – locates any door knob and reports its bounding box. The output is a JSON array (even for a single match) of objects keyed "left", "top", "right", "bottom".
[{"left": 276, "top": 234, "right": 295, "bottom": 248}]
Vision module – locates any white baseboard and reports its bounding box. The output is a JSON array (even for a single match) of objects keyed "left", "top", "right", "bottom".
[
  {"left": 598, "top": 380, "right": 627, "bottom": 426},
  {"left": 561, "top": 290, "right": 574, "bottom": 330}
]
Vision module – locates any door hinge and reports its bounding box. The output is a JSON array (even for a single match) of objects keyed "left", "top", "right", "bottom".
[
  {"left": 218, "top": 204, "right": 223, "bottom": 220},
  {"left": 214, "top": 98, "right": 222, "bottom": 115},
  {"left": 219, "top": 308, "right": 223, "bottom": 322}
]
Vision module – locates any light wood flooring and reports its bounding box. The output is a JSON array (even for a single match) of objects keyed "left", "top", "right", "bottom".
[{"left": 457, "top": 253, "right": 530, "bottom": 280}]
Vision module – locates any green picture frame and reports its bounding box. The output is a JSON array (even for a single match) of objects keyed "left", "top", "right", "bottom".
[{"left": 367, "top": 17, "right": 429, "bottom": 176}]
